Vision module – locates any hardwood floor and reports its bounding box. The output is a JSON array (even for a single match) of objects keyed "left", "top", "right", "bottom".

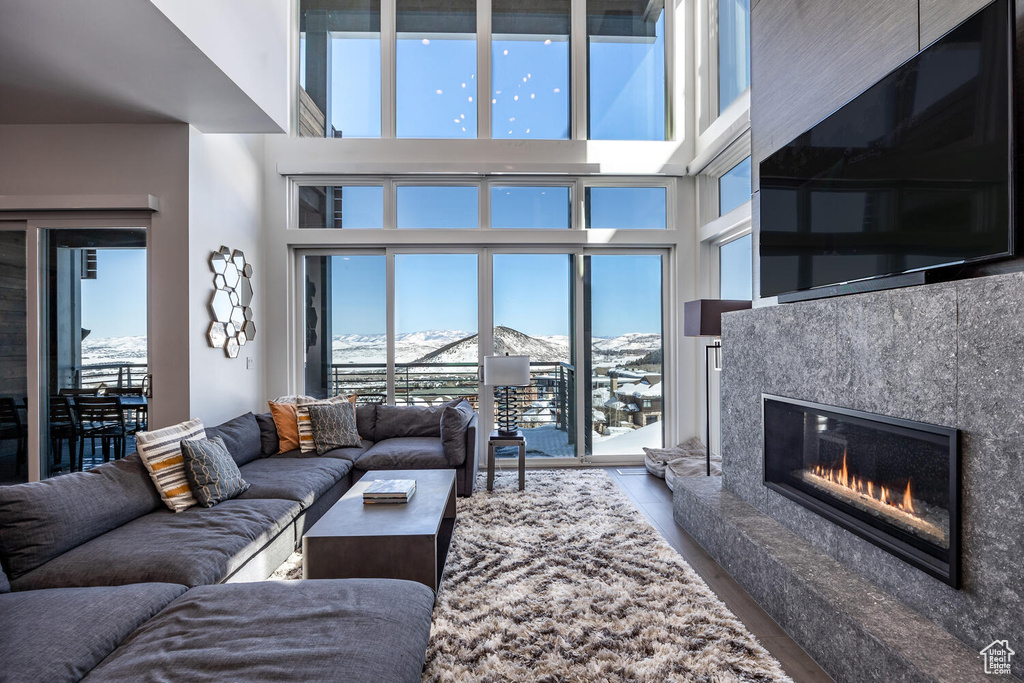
[{"left": 604, "top": 467, "right": 834, "bottom": 683}]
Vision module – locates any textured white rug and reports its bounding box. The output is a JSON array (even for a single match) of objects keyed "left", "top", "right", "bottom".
[{"left": 271, "top": 469, "right": 793, "bottom": 683}]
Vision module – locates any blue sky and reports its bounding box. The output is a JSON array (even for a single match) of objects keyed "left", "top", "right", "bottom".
[
  {"left": 327, "top": 252, "right": 661, "bottom": 340},
  {"left": 81, "top": 249, "right": 147, "bottom": 338}
]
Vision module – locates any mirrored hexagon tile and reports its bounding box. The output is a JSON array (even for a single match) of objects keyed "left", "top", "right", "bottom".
[{"left": 209, "top": 246, "right": 254, "bottom": 357}]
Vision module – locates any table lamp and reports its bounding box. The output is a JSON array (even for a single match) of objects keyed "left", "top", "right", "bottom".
[{"left": 482, "top": 354, "right": 531, "bottom": 436}]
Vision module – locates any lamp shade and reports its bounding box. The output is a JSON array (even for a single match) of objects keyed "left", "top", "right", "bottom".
[
  {"left": 483, "top": 355, "right": 531, "bottom": 386},
  {"left": 683, "top": 299, "right": 752, "bottom": 337}
]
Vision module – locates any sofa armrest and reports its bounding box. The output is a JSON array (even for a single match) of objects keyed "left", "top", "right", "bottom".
[{"left": 461, "top": 413, "right": 479, "bottom": 496}]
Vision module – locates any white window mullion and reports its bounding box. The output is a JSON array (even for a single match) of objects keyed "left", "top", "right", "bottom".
[
  {"left": 385, "top": 249, "right": 396, "bottom": 403},
  {"left": 477, "top": 0, "right": 492, "bottom": 140},
  {"left": 571, "top": 0, "right": 588, "bottom": 141},
  {"left": 573, "top": 251, "right": 587, "bottom": 461},
  {"left": 478, "top": 249, "right": 495, "bottom": 439},
  {"left": 381, "top": 0, "right": 397, "bottom": 139}
]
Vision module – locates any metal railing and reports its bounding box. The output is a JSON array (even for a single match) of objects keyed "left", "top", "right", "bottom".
[
  {"left": 329, "top": 361, "right": 575, "bottom": 437},
  {"left": 79, "top": 363, "right": 148, "bottom": 390}
]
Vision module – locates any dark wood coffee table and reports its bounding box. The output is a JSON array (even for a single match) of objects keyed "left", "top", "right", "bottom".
[{"left": 302, "top": 469, "right": 456, "bottom": 591}]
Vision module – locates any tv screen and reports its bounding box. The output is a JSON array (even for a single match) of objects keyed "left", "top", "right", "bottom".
[{"left": 759, "top": 0, "right": 1013, "bottom": 298}]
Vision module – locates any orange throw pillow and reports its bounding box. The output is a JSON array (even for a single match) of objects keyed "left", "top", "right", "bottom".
[{"left": 268, "top": 401, "right": 300, "bottom": 453}]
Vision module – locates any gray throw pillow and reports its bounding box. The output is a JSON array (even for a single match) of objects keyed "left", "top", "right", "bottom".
[
  {"left": 308, "top": 402, "right": 362, "bottom": 454},
  {"left": 440, "top": 400, "right": 475, "bottom": 466},
  {"left": 180, "top": 436, "right": 250, "bottom": 507}
]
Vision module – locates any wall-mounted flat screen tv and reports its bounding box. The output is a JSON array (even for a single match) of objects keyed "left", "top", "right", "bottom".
[{"left": 759, "top": 0, "right": 1014, "bottom": 299}]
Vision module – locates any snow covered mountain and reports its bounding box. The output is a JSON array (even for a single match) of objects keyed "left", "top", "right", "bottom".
[
  {"left": 81, "top": 336, "right": 148, "bottom": 366},
  {"left": 592, "top": 333, "right": 662, "bottom": 363},
  {"left": 415, "top": 326, "right": 569, "bottom": 364},
  {"left": 332, "top": 330, "right": 468, "bottom": 365}
]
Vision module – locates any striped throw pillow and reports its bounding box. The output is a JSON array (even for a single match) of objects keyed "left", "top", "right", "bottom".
[
  {"left": 137, "top": 418, "right": 206, "bottom": 512},
  {"left": 295, "top": 395, "right": 352, "bottom": 453}
]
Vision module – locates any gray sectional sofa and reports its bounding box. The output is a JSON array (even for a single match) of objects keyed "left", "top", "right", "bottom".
[{"left": 0, "top": 402, "right": 479, "bottom": 682}]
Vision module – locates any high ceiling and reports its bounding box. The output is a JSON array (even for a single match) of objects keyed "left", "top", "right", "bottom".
[{"left": 0, "top": 0, "right": 283, "bottom": 132}]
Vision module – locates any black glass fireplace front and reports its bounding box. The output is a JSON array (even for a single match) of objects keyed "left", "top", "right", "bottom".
[{"left": 763, "top": 395, "right": 960, "bottom": 587}]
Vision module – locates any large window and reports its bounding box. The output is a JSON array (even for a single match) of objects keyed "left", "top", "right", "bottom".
[
  {"left": 492, "top": 0, "right": 571, "bottom": 139},
  {"left": 299, "top": 0, "right": 382, "bottom": 138},
  {"left": 718, "top": 0, "right": 750, "bottom": 114},
  {"left": 720, "top": 234, "right": 752, "bottom": 300},
  {"left": 718, "top": 157, "right": 751, "bottom": 215},
  {"left": 302, "top": 248, "right": 666, "bottom": 459},
  {"left": 587, "top": 0, "right": 667, "bottom": 140},
  {"left": 585, "top": 187, "right": 668, "bottom": 229},
  {"left": 396, "top": 0, "right": 477, "bottom": 138}
]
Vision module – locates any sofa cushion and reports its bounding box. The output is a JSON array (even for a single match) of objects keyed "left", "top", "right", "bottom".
[
  {"left": 205, "top": 412, "right": 263, "bottom": 466},
  {"left": 270, "top": 440, "right": 372, "bottom": 462},
  {"left": 374, "top": 400, "right": 460, "bottom": 440},
  {"left": 440, "top": 400, "right": 474, "bottom": 466},
  {"left": 297, "top": 395, "right": 352, "bottom": 453},
  {"left": 181, "top": 436, "right": 251, "bottom": 507},
  {"left": 255, "top": 412, "right": 278, "bottom": 456},
  {"left": 83, "top": 579, "right": 435, "bottom": 683},
  {"left": 356, "top": 437, "right": 449, "bottom": 471},
  {"left": 268, "top": 399, "right": 300, "bottom": 453},
  {"left": 10, "top": 499, "right": 301, "bottom": 591},
  {"left": 237, "top": 457, "right": 352, "bottom": 509},
  {"left": 309, "top": 401, "right": 362, "bottom": 453},
  {"left": 137, "top": 418, "right": 206, "bottom": 512},
  {"left": 0, "top": 583, "right": 186, "bottom": 683},
  {"left": 0, "top": 456, "right": 161, "bottom": 580},
  {"left": 356, "top": 403, "right": 378, "bottom": 442}
]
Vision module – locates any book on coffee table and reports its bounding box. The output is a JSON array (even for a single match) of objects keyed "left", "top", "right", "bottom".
[{"left": 363, "top": 479, "right": 416, "bottom": 504}]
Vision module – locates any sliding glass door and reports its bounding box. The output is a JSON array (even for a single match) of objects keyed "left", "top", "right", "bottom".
[
  {"left": 492, "top": 253, "right": 575, "bottom": 458},
  {"left": 583, "top": 254, "right": 664, "bottom": 457}
]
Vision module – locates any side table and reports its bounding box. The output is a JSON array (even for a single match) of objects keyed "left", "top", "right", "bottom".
[{"left": 487, "top": 429, "right": 526, "bottom": 491}]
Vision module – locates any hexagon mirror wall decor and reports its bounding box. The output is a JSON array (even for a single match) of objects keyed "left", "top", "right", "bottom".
[{"left": 207, "top": 246, "right": 255, "bottom": 358}]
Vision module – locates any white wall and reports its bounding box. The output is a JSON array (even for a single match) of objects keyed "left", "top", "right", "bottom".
[
  {"left": 188, "top": 129, "right": 267, "bottom": 424},
  {"left": 0, "top": 123, "right": 191, "bottom": 428},
  {"left": 150, "top": 0, "right": 291, "bottom": 133}
]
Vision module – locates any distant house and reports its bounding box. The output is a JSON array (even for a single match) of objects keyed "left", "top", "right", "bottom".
[{"left": 606, "top": 370, "right": 662, "bottom": 429}]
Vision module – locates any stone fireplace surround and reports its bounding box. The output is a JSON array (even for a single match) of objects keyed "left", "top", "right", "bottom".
[{"left": 673, "top": 272, "right": 1024, "bottom": 682}]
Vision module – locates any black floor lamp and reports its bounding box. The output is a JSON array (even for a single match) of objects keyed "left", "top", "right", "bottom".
[{"left": 683, "top": 299, "right": 752, "bottom": 475}]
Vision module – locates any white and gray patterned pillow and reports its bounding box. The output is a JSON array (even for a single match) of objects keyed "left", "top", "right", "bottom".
[
  {"left": 136, "top": 418, "right": 205, "bottom": 512},
  {"left": 308, "top": 402, "right": 361, "bottom": 454},
  {"left": 295, "top": 395, "right": 350, "bottom": 453},
  {"left": 180, "top": 436, "right": 250, "bottom": 507}
]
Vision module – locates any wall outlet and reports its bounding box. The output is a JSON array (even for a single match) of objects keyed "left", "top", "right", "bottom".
[{"left": 246, "top": 357, "right": 255, "bottom": 370}]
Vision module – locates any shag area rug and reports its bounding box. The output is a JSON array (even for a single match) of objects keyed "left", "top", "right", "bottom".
[{"left": 270, "top": 469, "right": 793, "bottom": 683}]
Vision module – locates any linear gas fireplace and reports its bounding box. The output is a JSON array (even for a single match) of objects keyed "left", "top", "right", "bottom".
[{"left": 763, "top": 395, "right": 960, "bottom": 587}]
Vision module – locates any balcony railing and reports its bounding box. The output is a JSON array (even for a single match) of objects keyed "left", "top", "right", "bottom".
[
  {"left": 79, "top": 363, "right": 148, "bottom": 390},
  {"left": 329, "top": 362, "right": 576, "bottom": 438}
]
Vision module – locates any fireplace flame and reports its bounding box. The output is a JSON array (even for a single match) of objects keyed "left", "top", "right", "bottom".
[{"left": 810, "top": 453, "right": 916, "bottom": 515}]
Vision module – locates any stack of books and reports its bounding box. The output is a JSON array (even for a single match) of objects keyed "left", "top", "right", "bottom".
[{"left": 362, "top": 479, "right": 416, "bottom": 504}]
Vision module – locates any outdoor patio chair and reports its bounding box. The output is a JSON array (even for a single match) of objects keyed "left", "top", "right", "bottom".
[
  {"left": 75, "top": 396, "right": 127, "bottom": 463},
  {"left": 0, "top": 397, "right": 26, "bottom": 474},
  {"left": 105, "top": 387, "right": 147, "bottom": 433},
  {"left": 48, "top": 395, "right": 81, "bottom": 472}
]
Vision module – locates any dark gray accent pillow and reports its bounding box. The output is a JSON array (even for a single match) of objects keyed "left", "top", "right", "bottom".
[
  {"left": 0, "top": 456, "right": 161, "bottom": 579},
  {"left": 374, "top": 399, "right": 462, "bottom": 441},
  {"left": 255, "top": 412, "right": 279, "bottom": 457},
  {"left": 440, "top": 400, "right": 475, "bottom": 466},
  {"left": 356, "top": 403, "right": 378, "bottom": 442},
  {"left": 309, "top": 402, "right": 362, "bottom": 454},
  {"left": 180, "top": 437, "right": 251, "bottom": 507},
  {"left": 0, "top": 563, "right": 9, "bottom": 593},
  {"left": 205, "top": 412, "right": 263, "bottom": 466}
]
